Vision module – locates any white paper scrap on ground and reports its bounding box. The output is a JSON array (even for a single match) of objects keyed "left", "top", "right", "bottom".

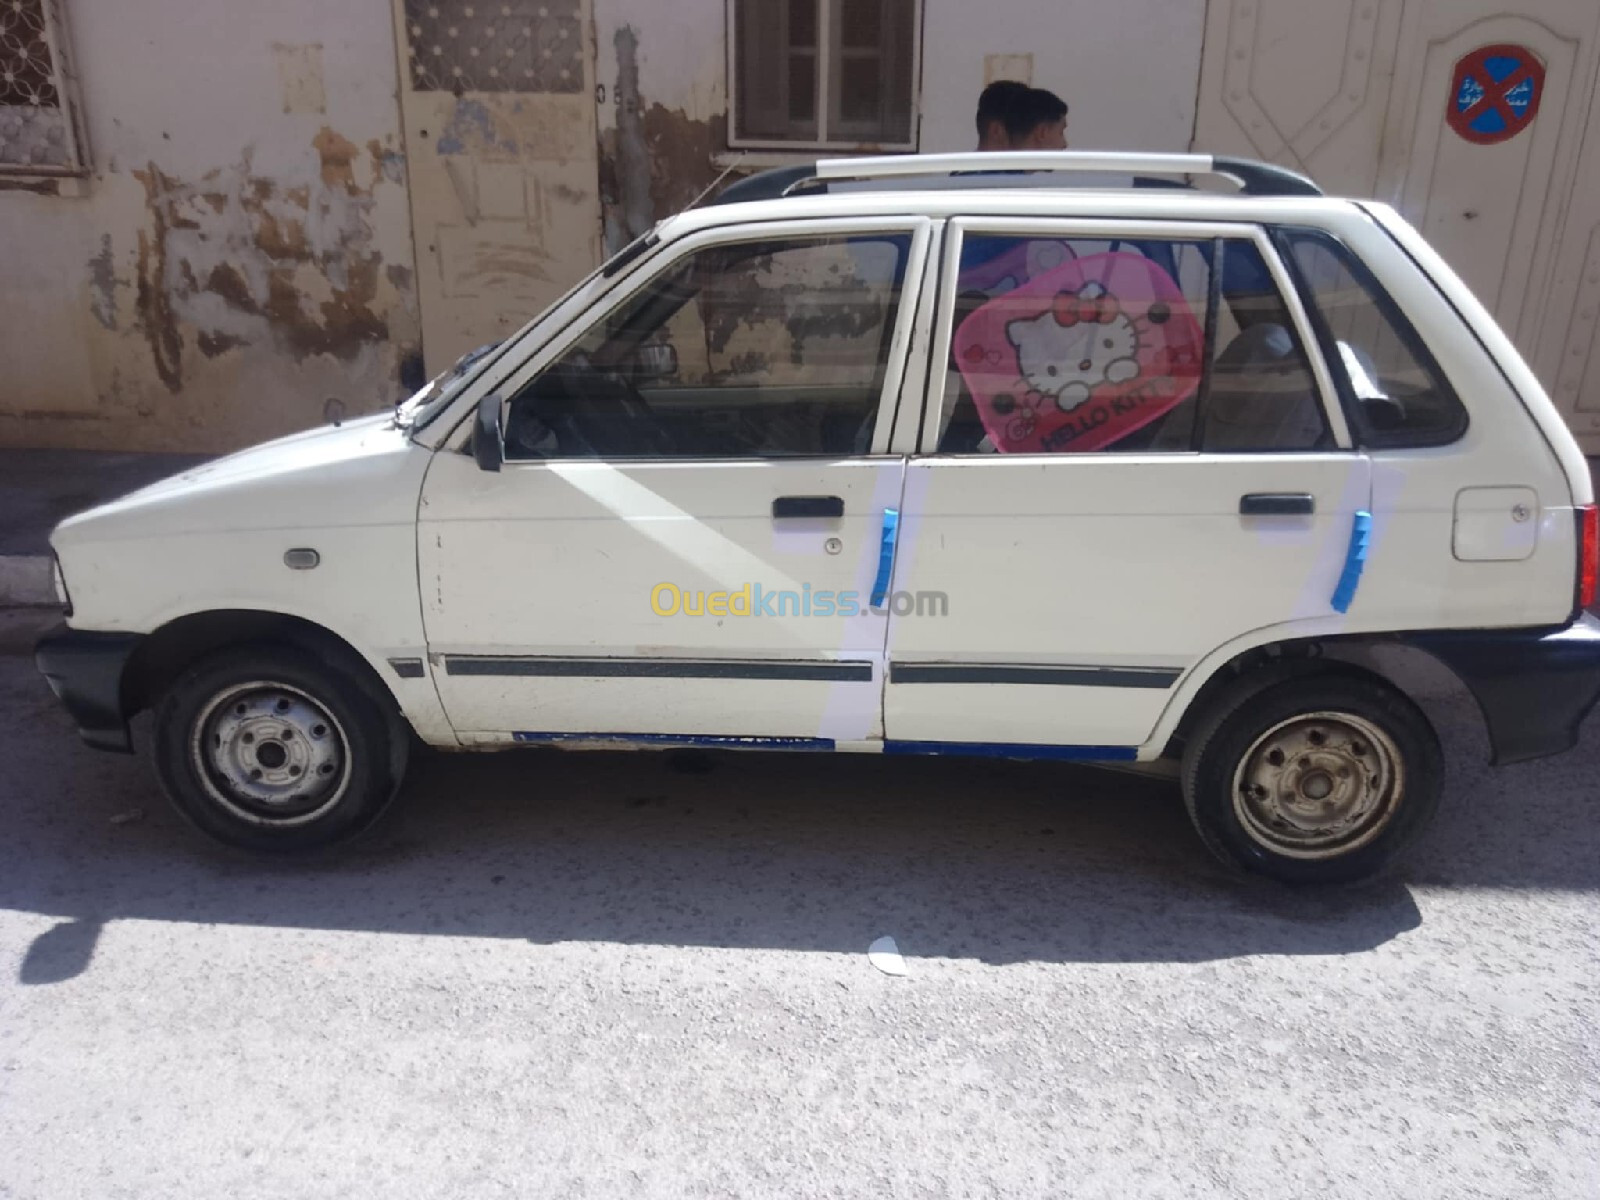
[{"left": 868, "top": 935, "right": 908, "bottom": 976}]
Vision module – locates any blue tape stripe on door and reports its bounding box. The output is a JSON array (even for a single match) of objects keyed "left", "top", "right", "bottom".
[
  {"left": 1331, "top": 509, "right": 1373, "bottom": 613},
  {"left": 870, "top": 507, "right": 900, "bottom": 609}
]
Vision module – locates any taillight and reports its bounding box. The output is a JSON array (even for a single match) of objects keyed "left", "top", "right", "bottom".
[{"left": 1579, "top": 505, "right": 1598, "bottom": 612}]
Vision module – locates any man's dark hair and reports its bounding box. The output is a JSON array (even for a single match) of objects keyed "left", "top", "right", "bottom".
[
  {"left": 976, "top": 80, "right": 1069, "bottom": 143},
  {"left": 976, "top": 80, "right": 1031, "bottom": 139}
]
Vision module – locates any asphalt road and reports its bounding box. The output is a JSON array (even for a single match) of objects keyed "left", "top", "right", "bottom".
[{"left": 1, "top": 646, "right": 1597, "bottom": 1199}]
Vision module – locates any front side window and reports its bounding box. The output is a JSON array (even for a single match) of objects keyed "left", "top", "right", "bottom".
[
  {"left": 505, "top": 233, "right": 911, "bottom": 460},
  {"left": 731, "top": 0, "right": 919, "bottom": 149},
  {"left": 934, "top": 233, "right": 1330, "bottom": 455},
  {"left": 1280, "top": 229, "right": 1468, "bottom": 448}
]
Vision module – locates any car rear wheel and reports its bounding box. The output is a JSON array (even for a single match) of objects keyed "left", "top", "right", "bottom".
[
  {"left": 153, "top": 645, "right": 408, "bottom": 852},
  {"left": 1180, "top": 672, "right": 1442, "bottom": 884}
]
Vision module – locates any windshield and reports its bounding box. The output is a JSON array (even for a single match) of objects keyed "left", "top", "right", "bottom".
[{"left": 401, "top": 235, "right": 658, "bottom": 435}]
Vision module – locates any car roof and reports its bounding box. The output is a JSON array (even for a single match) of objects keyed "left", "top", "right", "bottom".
[
  {"left": 650, "top": 150, "right": 1370, "bottom": 241},
  {"left": 658, "top": 187, "right": 1369, "bottom": 243}
]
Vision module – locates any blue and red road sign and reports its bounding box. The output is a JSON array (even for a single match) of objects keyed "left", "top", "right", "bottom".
[{"left": 1447, "top": 44, "right": 1545, "bottom": 146}]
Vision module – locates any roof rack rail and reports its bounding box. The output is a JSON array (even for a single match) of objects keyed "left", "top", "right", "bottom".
[{"left": 710, "top": 151, "right": 1321, "bottom": 206}]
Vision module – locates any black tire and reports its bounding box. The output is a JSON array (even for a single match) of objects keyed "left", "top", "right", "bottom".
[
  {"left": 152, "top": 643, "right": 408, "bottom": 853},
  {"left": 1180, "top": 670, "right": 1442, "bottom": 884}
]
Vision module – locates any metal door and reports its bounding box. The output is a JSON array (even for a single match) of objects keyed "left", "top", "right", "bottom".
[
  {"left": 1194, "top": 0, "right": 1600, "bottom": 450},
  {"left": 391, "top": 0, "right": 602, "bottom": 373}
]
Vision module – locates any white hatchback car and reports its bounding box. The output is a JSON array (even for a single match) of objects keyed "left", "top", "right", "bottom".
[{"left": 36, "top": 152, "right": 1600, "bottom": 883}]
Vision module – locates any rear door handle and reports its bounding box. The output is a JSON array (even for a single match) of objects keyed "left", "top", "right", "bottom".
[
  {"left": 1240, "top": 492, "right": 1315, "bottom": 516},
  {"left": 773, "top": 495, "right": 844, "bottom": 520}
]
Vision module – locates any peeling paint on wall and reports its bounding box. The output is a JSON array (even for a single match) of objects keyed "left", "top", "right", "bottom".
[
  {"left": 87, "top": 235, "right": 118, "bottom": 331},
  {"left": 132, "top": 182, "right": 184, "bottom": 392},
  {"left": 599, "top": 24, "right": 730, "bottom": 255},
  {"left": 367, "top": 139, "right": 406, "bottom": 185},
  {"left": 313, "top": 127, "right": 362, "bottom": 191},
  {"left": 436, "top": 99, "right": 523, "bottom": 157},
  {"left": 611, "top": 26, "right": 653, "bottom": 244},
  {"left": 1, "top": 130, "right": 421, "bottom": 450},
  {"left": 0, "top": 0, "right": 425, "bottom": 453},
  {"left": 113, "top": 129, "right": 415, "bottom": 399}
]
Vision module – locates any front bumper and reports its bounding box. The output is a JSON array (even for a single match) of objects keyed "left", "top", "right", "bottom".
[
  {"left": 34, "top": 628, "right": 144, "bottom": 754},
  {"left": 1407, "top": 612, "right": 1600, "bottom": 766}
]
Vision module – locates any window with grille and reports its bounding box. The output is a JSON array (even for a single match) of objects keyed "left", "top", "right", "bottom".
[
  {"left": 0, "top": 0, "right": 88, "bottom": 176},
  {"left": 402, "top": 0, "right": 585, "bottom": 95},
  {"left": 729, "top": 0, "right": 920, "bottom": 150}
]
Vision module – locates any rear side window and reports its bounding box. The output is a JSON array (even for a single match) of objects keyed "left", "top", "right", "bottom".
[
  {"left": 932, "top": 233, "right": 1331, "bottom": 455},
  {"left": 1280, "top": 229, "right": 1467, "bottom": 448}
]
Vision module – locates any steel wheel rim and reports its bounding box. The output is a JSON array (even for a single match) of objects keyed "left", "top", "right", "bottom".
[
  {"left": 189, "top": 681, "right": 352, "bottom": 826},
  {"left": 1230, "top": 710, "right": 1404, "bottom": 860}
]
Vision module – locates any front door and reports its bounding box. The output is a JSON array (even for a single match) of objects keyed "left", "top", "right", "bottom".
[
  {"left": 883, "top": 221, "right": 1372, "bottom": 755},
  {"left": 418, "top": 219, "right": 930, "bottom": 744}
]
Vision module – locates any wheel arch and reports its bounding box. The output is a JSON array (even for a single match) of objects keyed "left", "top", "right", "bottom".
[
  {"left": 1152, "top": 631, "right": 1471, "bottom": 762},
  {"left": 122, "top": 609, "right": 404, "bottom": 724}
]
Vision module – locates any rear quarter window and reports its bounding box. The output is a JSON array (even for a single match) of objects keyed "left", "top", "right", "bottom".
[{"left": 1277, "top": 228, "right": 1468, "bottom": 449}]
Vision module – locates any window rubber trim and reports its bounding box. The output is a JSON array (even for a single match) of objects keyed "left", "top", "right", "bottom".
[
  {"left": 459, "top": 218, "right": 927, "bottom": 462},
  {"left": 1188, "top": 237, "right": 1226, "bottom": 451}
]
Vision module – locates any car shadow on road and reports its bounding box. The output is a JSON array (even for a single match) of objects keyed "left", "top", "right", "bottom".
[{"left": 4, "top": 664, "right": 1597, "bottom": 983}]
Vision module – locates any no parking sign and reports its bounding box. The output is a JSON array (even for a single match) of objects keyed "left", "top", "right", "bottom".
[{"left": 1447, "top": 44, "right": 1545, "bottom": 145}]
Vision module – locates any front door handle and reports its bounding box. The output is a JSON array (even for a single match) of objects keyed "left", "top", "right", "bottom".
[
  {"left": 1240, "top": 492, "right": 1315, "bottom": 516},
  {"left": 773, "top": 495, "right": 844, "bottom": 519}
]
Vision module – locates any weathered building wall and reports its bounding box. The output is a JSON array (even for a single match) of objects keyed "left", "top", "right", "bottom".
[
  {"left": 0, "top": 0, "right": 420, "bottom": 453},
  {"left": 591, "top": 0, "right": 1208, "bottom": 257},
  {"left": 3, "top": 0, "right": 1211, "bottom": 453},
  {"left": 593, "top": 0, "right": 728, "bottom": 255}
]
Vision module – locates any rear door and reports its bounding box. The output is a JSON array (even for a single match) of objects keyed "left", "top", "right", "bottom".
[
  {"left": 417, "top": 218, "right": 930, "bottom": 745},
  {"left": 882, "top": 219, "right": 1372, "bottom": 756}
]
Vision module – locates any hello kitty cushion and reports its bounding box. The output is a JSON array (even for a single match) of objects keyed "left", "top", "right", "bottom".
[{"left": 952, "top": 251, "right": 1205, "bottom": 454}]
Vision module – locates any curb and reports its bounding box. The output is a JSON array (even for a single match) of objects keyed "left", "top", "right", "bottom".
[{"left": 0, "top": 555, "right": 57, "bottom": 608}]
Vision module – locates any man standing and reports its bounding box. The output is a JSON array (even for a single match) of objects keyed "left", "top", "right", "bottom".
[{"left": 975, "top": 81, "right": 1070, "bottom": 151}]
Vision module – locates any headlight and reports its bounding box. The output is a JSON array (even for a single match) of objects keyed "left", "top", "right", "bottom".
[{"left": 52, "top": 556, "right": 72, "bottom": 616}]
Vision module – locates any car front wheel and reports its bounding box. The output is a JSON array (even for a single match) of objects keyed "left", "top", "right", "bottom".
[
  {"left": 1180, "top": 672, "right": 1442, "bottom": 884},
  {"left": 153, "top": 645, "right": 408, "bottom": 852}
]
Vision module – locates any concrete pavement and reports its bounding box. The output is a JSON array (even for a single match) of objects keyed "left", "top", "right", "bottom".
[{"left": 1, "top": 650, "right": 1597, "bottom": 1198}]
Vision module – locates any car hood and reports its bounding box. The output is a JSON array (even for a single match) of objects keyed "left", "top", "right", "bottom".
[{"left": 53, "top": 413, "right": 428, "bottom": 547}]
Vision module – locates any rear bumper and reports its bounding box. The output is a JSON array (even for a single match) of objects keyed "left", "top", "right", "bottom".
[
  {"left": 34, "top": 628, "right": 143, "bottom": 754},
  {"left": 1406, "top": 612, "right": 1600, "bottom": 766}
]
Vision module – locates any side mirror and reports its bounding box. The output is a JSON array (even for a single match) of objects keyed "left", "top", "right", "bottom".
[{"left": 473, "top": 392, "right": 504, "bottom": 472}]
